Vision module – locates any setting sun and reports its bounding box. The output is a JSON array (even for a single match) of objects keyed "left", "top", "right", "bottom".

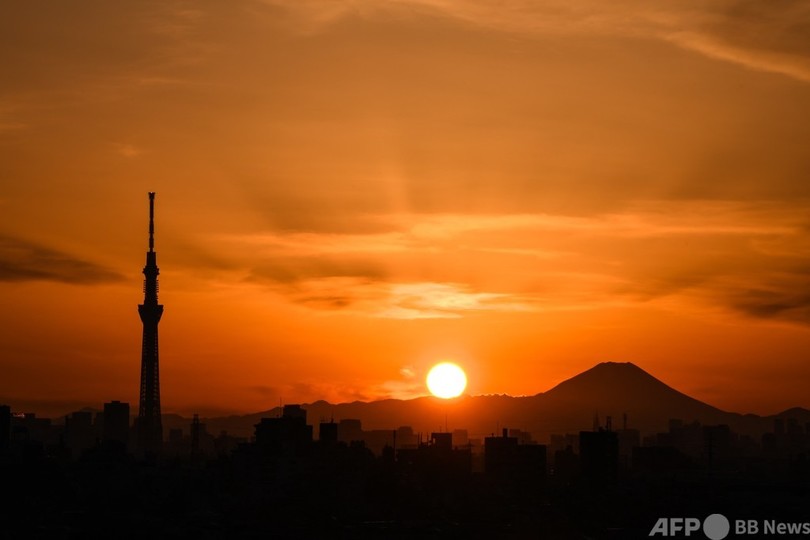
[{"left": 426, "top": 362, "right": 467, "bottom": 399}]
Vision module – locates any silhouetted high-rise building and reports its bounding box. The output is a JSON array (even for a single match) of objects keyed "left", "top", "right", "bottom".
[
  {"left": 102, "top": 400, "right": 130, "bottom": 447},
  {"left": 282, "top": 404, "right": 306, "bottom": 422},
  {"left": 485, "top": 428, "right": 519, "bottom": 476},
  {"left": 135, "top": 192, "right": 164, "bottom": 455},
  {"left": 485, "top": 428, "right": 546, "bottom": 483},
  {"left": 430, "top": 432, "right": 452, "bottom": 451},
  {"left": 255, "top": 404, "right": 313, "bottom": 454},
  {"left": 65, "top": 411, "right": 95, "bottom": 456},
  {"left": 338, "top": 419, "right": 363, "bottom": 444},
  {"left": 580, "top": 430, "right": 618, "bottom": 486},
  {"left": 191, "top": 414, "right": 201, "bottom": 456},
  {"left": 319, "top": 420, "right": 338, "bottom": 444},
  {"left": 0, "top": 405, "right": 10, "bottom": 450}
]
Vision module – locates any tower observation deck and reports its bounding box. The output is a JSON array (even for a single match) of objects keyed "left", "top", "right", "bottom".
[{"left": 136, "top": 192, "right": 164, "bottom": 455}]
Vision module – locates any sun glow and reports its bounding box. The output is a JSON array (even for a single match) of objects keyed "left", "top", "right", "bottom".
[{"left": 426, "top": 362, "right": 467, "bottom": 399}]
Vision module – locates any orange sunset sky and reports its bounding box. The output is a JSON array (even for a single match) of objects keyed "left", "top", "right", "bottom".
[{"left": 2, "top": 1, "right": 810, "bottom": 418}]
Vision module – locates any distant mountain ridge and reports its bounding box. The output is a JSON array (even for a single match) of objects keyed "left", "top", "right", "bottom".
[
  {"left": 535, "top": 361, "right": 731, "bottom": 434},
  {"left": 166, "top": 362, "right": 810, "bottom": 441}
]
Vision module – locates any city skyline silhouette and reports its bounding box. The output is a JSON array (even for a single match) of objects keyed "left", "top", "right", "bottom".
[{"left": 3, "top": 349, "right": 809, "bottom": 538}]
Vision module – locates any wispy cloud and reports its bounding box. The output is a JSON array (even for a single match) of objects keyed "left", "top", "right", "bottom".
[
  {"left": 730, "top": 286, "right": 810, "bottom": 323},
  {"left": 256, "top": 0, "right": 810, "bottom": 84},
  {"left": 274, "top": 278, "right": 534, "bottom": 319},
  {"left": 223, "top": 202, "right": 798, "bottom": 255},
  {"left": 204, "top": 200, "right": 810, "bottom": 325},
  {"left": 0, "top": 235, "right": 124, "bottom": 284},
  {"left": 717, "top": 265, "right": 810, "bottom": 325},
  {"left": 667, "top": 31, "right": 810, "bottom": 84},
  {"left": 379, "top": 282, "right": 532, "bottom": 319}
]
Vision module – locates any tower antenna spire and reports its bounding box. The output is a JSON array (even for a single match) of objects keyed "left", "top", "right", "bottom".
[{"left": 148, "top": 191, "right": 155, "bottom": 252}]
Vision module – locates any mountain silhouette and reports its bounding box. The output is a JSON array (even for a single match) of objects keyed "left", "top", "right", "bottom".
[
  {"left": 171, "top": 362, "right": 808, "bottom": 442},
  {"left": 533, "top": 361, "right": 731, "bottom": 435}
]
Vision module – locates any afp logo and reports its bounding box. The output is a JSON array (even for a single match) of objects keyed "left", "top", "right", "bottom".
[{"left": 649, "top": 514, "right": 730, "bottom": 540}]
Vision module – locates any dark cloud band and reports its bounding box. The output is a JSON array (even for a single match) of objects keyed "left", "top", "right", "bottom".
[{"left": 0, "top": 235, "right": 124, "bottom": 284}]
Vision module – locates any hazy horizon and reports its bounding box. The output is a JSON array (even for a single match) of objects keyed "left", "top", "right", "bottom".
[{"left": 9, "top": 360, "right": 808, "bottom": 421}]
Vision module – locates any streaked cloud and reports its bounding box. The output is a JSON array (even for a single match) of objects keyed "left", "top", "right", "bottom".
[
  {"left": 729, "top": 284, "right": 810, "bottom": 324},
  {"left": 257, "top": 0, "right": 810, "bottom": 84},
  {"left": 0, "top": 235, "right": 124, "bottom": 284},
  {"left": 195, "top": 201, "right": 810, "bottom": 324},
  {"left": 380, "top": 282, "right": 533, "bottom": 319},
  {"left": 271, "top": 278, "right": 534, "bottom": 319},
  {"left": 667, "top": 31, "right": 810, "bottom": 84}
]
